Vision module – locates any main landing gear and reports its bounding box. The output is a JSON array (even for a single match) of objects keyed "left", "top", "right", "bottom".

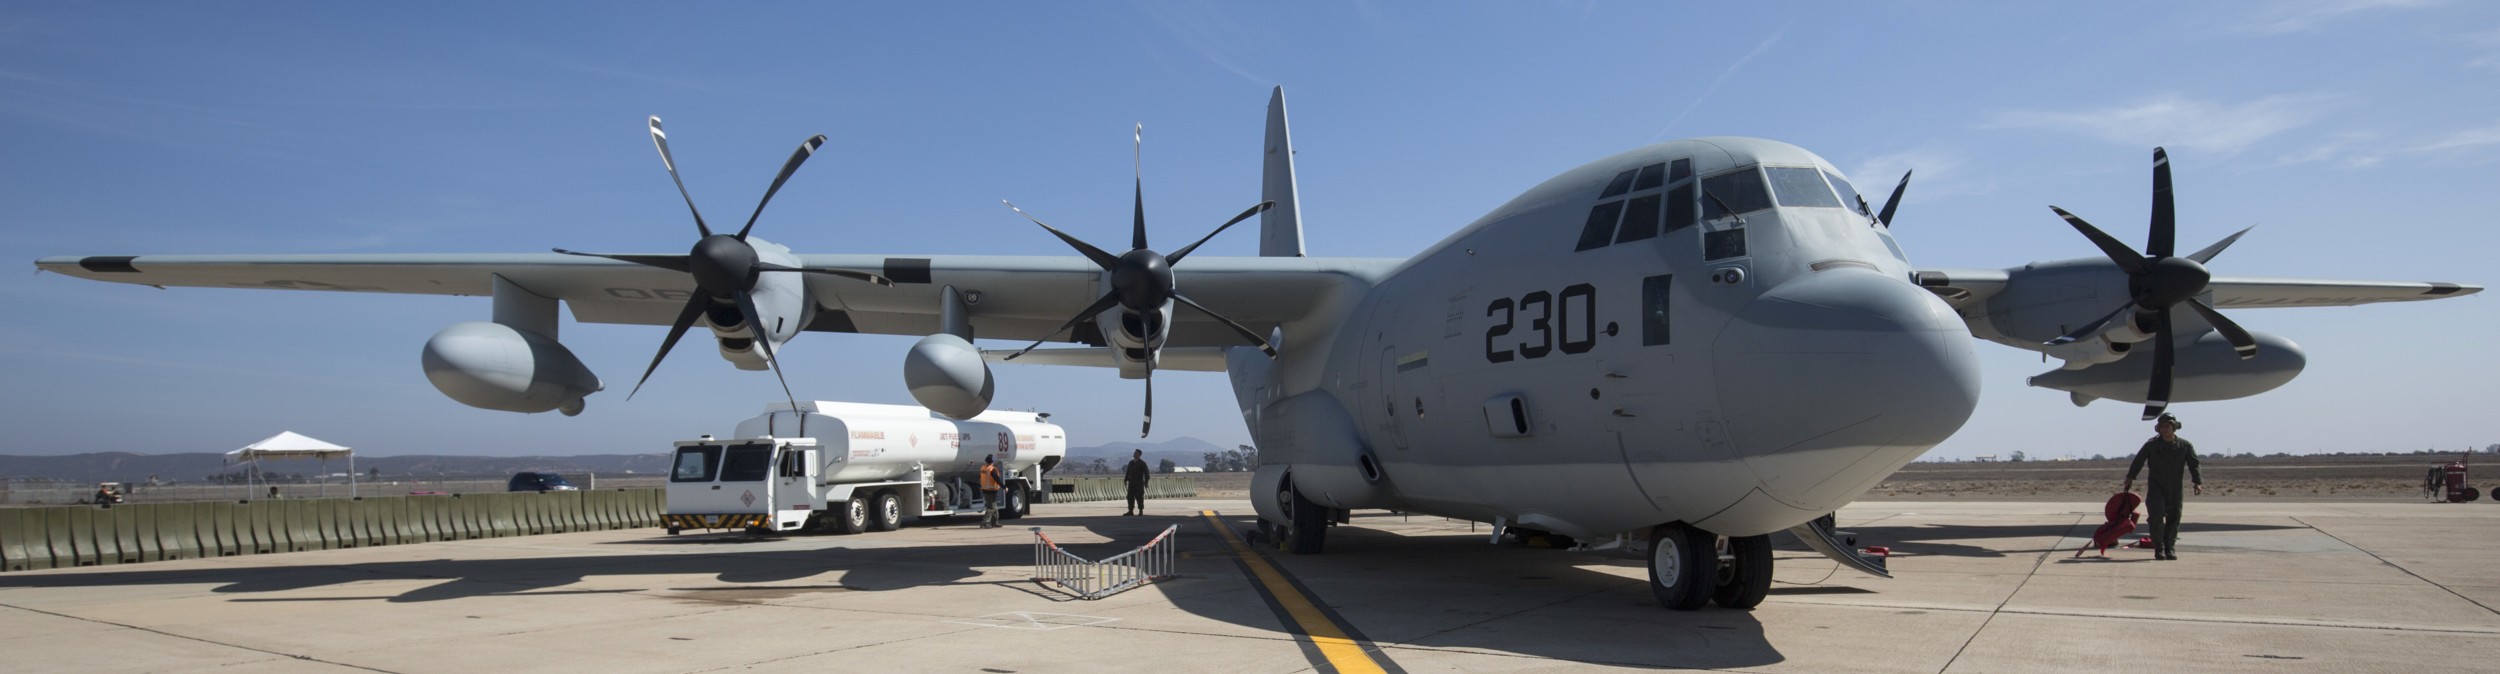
[{"left": 1649, "top": 522, "right": 1772, "bottom": 611}]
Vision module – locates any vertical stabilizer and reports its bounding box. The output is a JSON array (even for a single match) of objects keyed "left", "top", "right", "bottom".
[{"left": 1260, "top": 86, "right": 1306, "bottom": 257}]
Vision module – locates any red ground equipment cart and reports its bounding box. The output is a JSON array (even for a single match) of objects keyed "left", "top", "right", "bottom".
[{"left": 2424, "top": 452, "right": 2479, "bottom": 503}]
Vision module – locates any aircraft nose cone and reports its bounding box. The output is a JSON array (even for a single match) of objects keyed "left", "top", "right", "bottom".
[{"left": 1712, "top": 270, "right": 1980, "bottom": 512}]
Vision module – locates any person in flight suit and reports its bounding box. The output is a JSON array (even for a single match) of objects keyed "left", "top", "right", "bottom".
[
  {"left": 2123, "top": 413, "right": 2203, "bottom": 560},
  {"left": 1123, "top": 449, "right": 1151, "bottom": 516}
]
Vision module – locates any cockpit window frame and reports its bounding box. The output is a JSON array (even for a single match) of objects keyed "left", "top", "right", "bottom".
[{"left": 1764, "top": 166, "right": 1844, "bottom": 209}]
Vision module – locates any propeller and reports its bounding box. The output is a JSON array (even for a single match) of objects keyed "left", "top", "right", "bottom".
[
  {"left": 2041, "top": 148, "right": 2258, "bottom": 420},
  {"left": 1875, "top": 170, "right": 1911, "bottom": 227},
  {"left": 1001, "top": 124, "right": 1278, "bottom": 437},
  {"left": 554, "top": 116, "right": 892, "bottom": 406}
]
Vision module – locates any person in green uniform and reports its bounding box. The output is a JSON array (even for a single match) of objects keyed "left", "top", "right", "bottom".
[{"left": 2123, "top": 413, "right": 2203, "bottom": 560}]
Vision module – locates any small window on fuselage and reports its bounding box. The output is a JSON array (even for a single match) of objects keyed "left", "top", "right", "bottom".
[
  {"left": 1766, "top": 167, "right": 1843, "bottom": 208},
  {"left": 1701, "top": 169, "right": 1774, "bottom": 220},
  {"left": 1641, "top": 274, "right": 1672, "bottom": 346}
]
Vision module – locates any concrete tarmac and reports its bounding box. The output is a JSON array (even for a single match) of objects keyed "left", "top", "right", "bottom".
[{"left": 0, "top": 498, "right": 2493, "bottom": 673}]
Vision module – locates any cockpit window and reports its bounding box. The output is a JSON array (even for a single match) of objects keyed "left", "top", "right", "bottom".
[
  {"left": 1669, "top": 158, "right": 1693, "bottom": 183},
  {"left": 1616, "top": 193, "right": 1662, "bottom": 244},
  {"left": 1766, "top": 167, "right": 1842, "bottom": 208},
  {"left": 1700, "top": 169, "right": 1774, "bottom": 220},
  {"left": 1599, "top": 169, "right": 1637, "bottom": 199},
  {"left": 1575, "top": 200, "right": 1625, "bottom": 252},
  {"left": 1632, "top": 163, "right": 1666, "bottom": 192},
  {"left": 1824, "top": 170, "right": 1868, "bottom": 217}
]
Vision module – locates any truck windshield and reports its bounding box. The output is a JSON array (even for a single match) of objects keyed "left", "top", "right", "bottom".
[
  {"left": 671, "top": 445, "right": 722, "bottom": 482},
  {"left": 719, "top": 443, "right": 775, "bottom": 482}
]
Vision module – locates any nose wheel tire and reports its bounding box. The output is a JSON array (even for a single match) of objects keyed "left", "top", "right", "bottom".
[
  {"left": 870, "top": 490, "right": 903, "bottom": 532},
  {"left": 834, "top": 496, "right": 870, "bottom": 535},
  {"left": 1650, "top": 522, "right": 1718, "bottom": 611},
  {"left": 1712, "top": 534, "right": 1773, "bottom": 609}
]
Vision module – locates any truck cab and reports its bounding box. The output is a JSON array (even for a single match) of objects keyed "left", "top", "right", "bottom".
[{"left": 663, "top": 437, "right": 822, "bottom": 534}]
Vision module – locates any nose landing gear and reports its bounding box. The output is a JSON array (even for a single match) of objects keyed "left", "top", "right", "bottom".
[{"left": 1649, "top": 523, "right": 1774, "bottom": 611}]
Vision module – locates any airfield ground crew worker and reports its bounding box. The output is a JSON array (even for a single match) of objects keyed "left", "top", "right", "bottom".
[
  {"left": 91, "top": 483, "right": 121, "bottom": 505},
  {"left": 2123, "top": 413, "right": 2203, "bottom": 560},
  {"left": 1123, "top": 449, "right": 1150, "bottom": 516},
  {"left": 980, "top": 454, "right": 1003, "bottom": 529}
]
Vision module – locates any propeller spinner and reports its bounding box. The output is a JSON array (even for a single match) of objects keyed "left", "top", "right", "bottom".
[
  {"left": 555, "top": 116, "right": 892, "bottom": 406},
  {"left": 2042, "top": 148, "right": 2259, "bottom": 420},
  {"left": 1001, "top": 124, "right": 1277, "bottom": 437}
]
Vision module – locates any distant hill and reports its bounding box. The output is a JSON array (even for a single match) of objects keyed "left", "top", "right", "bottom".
[
  {"left": 1062, "top": 436, "right": 1233, "bottom": 473},
  {"left": 0, "top": 452, "right": 672, "bottom": 484}
]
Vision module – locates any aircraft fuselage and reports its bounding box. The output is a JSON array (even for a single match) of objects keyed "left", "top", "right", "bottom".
[{"left": 1252, "top": 137, "right": 1982, "bottom": 541}]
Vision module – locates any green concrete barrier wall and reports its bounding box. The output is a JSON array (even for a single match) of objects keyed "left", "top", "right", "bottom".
[
  {"left": 0, "top": 488, "right": 679, "bottom": 572},
  {"left": 1042, "top": 476, "right": 1197, "bottom": 503}
]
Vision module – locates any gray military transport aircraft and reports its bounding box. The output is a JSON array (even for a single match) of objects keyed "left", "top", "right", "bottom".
[{"left": 35, "top": 88, "right": 2481, "bottom": 611}]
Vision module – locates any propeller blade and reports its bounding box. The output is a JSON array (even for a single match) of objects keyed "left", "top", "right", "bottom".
[
  {"left": 2143, "top": 309, "right": 2175, "bottom": 421},
  {"left": 2045, "top": 302, "right": 2137, "bottom": 347},
  {"left": 2149, "top": 147, "right": 2175, "bottom": 258},
  {"left": 1132, "top": 124, "right": 1148, "bottom": 252},
  {"left": 648, "top": 116, "right": 712, "bottom": 238},
  {"left": 734, "top": 290, "right": 800, "bottom": 412},
  {"left": 735, "top": 134, "right": 828, "bottom": 240},
  {"left": 754, "top": 262, "right": 893, "bottom": 287},
  {"left": 1876, "top": 170, "right": 1912, "bottom": 227},
  {"left": 1001, "top": 292, "right": 1124, "bottom": 361},
  {"left": 1005, "top": 200, "right": 1122, "bottom": 271},
  {"left": 553, "top": 249, "right": 692, "bottom": 273},
  {"left": 1166, "top": 201, "right": 1275, "bottom": 266},
  {"left": 1172, "top": 292, "right": 1277, "bottom": 357},
  {"left": 2185, "top": 298, "right": 2259, "bottom": 360},
  {"left": 629, "top": 295, "right": 710, "bottom": 399},
  {"left": 1140, "top": 346, "right": 1154, "bottom": 438},
  {"left": 2184, "top": 225, "right": 2253, "bottom": 265},
  {"left": 2050, "top": 206, "right": 2150, "bottom": 275}
]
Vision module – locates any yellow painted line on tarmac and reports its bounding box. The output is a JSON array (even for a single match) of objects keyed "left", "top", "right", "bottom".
[{"left": 1199, "top": 510, "right": 1389, "bottom": 674}]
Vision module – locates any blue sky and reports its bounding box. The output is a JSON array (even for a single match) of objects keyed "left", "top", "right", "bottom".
[{"left": 2, "top": 2, "right": 2492, "bottom": 461}]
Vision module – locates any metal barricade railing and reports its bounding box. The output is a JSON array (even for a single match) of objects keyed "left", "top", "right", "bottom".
[{"left": 1031, "top": 524, "right": 1178, "bottom": 600}]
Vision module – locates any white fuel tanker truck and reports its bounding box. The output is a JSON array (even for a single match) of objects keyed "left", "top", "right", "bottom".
[{"left": 662, "top": 401, "right": 1067, "bottom": 535}]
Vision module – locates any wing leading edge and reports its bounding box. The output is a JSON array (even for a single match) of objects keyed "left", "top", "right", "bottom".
[{"left": 35, "top": 252, "right": 1398, "bottom": 347}]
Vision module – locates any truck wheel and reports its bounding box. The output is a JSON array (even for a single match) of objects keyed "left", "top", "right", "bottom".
[
  {"left": 1711, "top": 534, "right": 1773, "bottom": 610},
  {"left": 1649, "top": 522, "right": 1717, "bottom": 611},
  {"left": 835, "top": 497, "right": 870, "bottom": 535},
  {"left": 870, "top": 490, "right": 903, "bottom": 532},
  {"left": 1001, "top": 486, "right": 1028, "bottom": 520},
  {"left": 1286, "top": 486, "right": 1328, "bottom": 555}
]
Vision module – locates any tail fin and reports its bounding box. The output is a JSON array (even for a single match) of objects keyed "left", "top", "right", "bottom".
[{"left": 1260, "top": 86, "right": 1306, "bottom": 257}]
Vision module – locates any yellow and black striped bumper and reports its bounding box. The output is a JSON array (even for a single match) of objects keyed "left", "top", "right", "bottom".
[{"left": 664, "top": 513, "right": 771, "bottom": 530}]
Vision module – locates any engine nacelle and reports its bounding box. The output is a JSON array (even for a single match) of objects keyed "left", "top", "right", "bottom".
[
  {"left": 2029, "top": 329, "right": 2305, "bottom": 405},
  {"left": 421, "top": 322, "right": 602, "bottom": 415},
  {"left": 2043, "top": 335, "right": 2131, "bottom": 369},
  {"left": 903, "top": 333, "right": 994, "bottom": 419},
  {"left": 1099, "top": 304, "right": 1175, "bottom": 378}
]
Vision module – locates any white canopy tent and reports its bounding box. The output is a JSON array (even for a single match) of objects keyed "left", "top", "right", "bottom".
[{"left": 227, "top": 431, "right": 356, "bottom": 498}]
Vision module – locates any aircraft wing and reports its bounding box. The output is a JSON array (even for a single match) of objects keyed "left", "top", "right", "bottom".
[
  {"left": 1911, "top": 267, "right": 2481, "bottom": 314},
  {"left": 34, "top": 253, "right": 1397, "bottom": 347}
]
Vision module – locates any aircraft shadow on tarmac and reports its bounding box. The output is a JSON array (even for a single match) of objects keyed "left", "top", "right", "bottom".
[
  {"left": 1838, "top": 521, "right": 2304, "bottom": 559},
  {"left": 0, "top": 511, "right": 1786, "bottom": 670}
]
